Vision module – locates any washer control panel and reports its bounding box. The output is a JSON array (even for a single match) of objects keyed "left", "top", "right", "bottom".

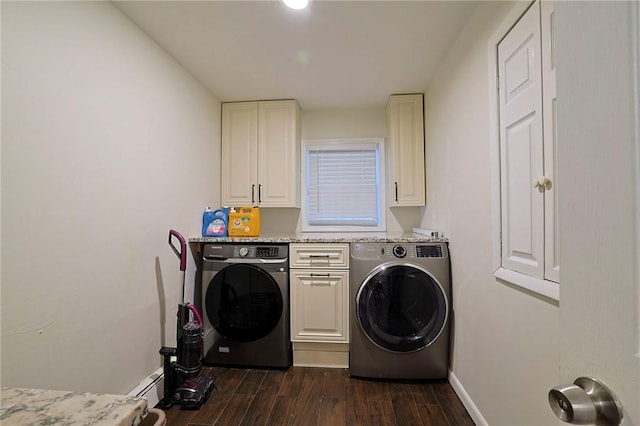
[
  {"left": 203, "top": 244, "right": 287, "bottom": 260},
  {"left": 232, "top": 245, "right": 284, "bottom": 258}
]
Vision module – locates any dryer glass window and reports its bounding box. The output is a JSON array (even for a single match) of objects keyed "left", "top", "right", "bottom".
[
  {"left": 205, "top": 264, "right": 283, "bottom": 342},
  {"left": 356, "top": 265, "right": 447, "bottom": 353}
]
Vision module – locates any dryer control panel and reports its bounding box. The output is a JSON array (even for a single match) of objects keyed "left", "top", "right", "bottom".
[
  {"left": 351, "top": 243, "right": 447, "bottom": 260},
  {"left": 416, "top": 245, "right": 443, "bottom": 258}
]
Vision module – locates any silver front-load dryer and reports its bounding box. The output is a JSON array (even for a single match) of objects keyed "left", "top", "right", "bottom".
[{"left": 349, "top": 242, "right": 450, "bottom": 379}]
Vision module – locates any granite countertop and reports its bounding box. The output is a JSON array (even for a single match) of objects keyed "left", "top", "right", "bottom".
[
  {"left": 189, "top": 232, "right": 447, "bottom": 244},
  {"left": 0, "top": 387, "right": 148, "bottom": 426}
]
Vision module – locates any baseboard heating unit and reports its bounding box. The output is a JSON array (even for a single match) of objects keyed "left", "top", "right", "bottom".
[{"left": 127, "top": 367, "right": 164, "bottom": 408}]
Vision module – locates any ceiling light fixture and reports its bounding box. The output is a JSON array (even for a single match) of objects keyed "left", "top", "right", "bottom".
[{"left": 282, "top": 0, "right": 309, "bottom": 10}]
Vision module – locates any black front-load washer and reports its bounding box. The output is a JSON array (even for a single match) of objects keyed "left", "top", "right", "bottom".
[{"left": 200, "top": 243, "right": 291, "bottom": 368}]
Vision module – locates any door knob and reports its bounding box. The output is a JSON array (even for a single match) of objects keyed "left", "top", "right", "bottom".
[{"left": 548, "top": 377, "right": 623, "bottom": 425}]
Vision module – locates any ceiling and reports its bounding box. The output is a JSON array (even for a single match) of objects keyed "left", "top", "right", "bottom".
[{"left": 114, "top": 1, "right": 477, "bottom": 110}]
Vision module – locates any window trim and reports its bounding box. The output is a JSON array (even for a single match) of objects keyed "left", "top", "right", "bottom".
[{"left": 300, "top": 137, "right": 386, "bottom": 233}]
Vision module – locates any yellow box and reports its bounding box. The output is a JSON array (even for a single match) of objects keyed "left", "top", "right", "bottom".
[{"left": 228, "top": 207, "right": 261, "bottom": 237}]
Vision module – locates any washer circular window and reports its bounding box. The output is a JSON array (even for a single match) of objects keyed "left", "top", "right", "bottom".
[
  {"left": 356, "top": 263, "right": 448, "bottom": 353},
  {"left": 205, "top": 264, "right": 283, "bottom": 343}
]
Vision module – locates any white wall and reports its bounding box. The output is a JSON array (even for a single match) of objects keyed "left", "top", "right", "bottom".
[
  {"left": 1, "top": 2, "right": 221, "bottom": 394},
  {"left": 421, "top": 2, "right": 560, "bottom": 424}
]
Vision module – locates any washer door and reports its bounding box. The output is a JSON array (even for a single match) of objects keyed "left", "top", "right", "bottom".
[
  {"left": 356, "top": 263, "right": 448, "bottom": 353},
  {"left": 205, "top": 264, "right": 283, "bottom": 343}
]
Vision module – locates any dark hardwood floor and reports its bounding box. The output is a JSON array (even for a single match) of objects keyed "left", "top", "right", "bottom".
[{"left": 160, "top": 367, "right": 475, "bottom": 426}]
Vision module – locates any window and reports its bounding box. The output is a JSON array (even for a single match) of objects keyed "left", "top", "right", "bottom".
[{"left": 301, "top": 138, "right": 386, "bottom": 232}]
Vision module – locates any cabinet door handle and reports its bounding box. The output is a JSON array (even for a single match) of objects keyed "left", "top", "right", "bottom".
[
  {"left": 258, "top": 184, "right": 262, "bottom": 204},
  {"left": 251, "top": 184, "right": 255, "bottom": 204},
  {"left": 309, "top": 255, "right": 331, "bottom": 264},
  {"left": 309, "top": 273, "right": 332, "bottom": 285},
  {"left": 395, "top": 182, "right": 399, "bottom": 202},
  {"left": 533, "top": 176, "right": 552, "bottom": 190}
]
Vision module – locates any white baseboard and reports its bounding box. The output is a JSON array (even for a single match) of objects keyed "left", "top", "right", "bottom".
[
  {"left": 127, "top": 367, "right": 164, "bottom": 408},
  {"left": 448, "top": 370, "right": 488, "bottom": 426}
]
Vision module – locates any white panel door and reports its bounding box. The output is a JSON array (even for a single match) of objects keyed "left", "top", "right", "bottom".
[
  {"left": 541, "top": 0, "right": 559, "bottom": 283},
  {"left": 498, "top": 2, "right": 545, "bottom": 279},
  {"left": 221, "top": 102, "right": 258, "bottom": 206},
  {"left": 555, "top": 1, "right": 639, "bottom": 423}
]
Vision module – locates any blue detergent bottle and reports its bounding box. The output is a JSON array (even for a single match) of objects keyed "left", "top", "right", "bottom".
[{"left": 202, "top": 206, "right": 228, "bottom": 237}]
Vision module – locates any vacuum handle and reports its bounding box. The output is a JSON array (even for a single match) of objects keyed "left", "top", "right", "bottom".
[{"left": 169, "top": 229, "right": 187, "bottom": 272}]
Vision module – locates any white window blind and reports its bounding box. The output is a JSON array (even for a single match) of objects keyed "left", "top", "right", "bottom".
[{"left": 304, "top": 140, "right": 383, "bottom": 228}]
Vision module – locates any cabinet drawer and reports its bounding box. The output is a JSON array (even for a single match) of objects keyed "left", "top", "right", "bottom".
[{"left": 289, "top": 243, "right": 349, "bottom": 269}]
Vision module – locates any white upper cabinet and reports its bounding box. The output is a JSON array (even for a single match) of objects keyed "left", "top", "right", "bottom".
[
  {"left": 221, "top": 100, "right": 300, "bottom": 207},
  {"left": 221, "top": 102, "right": 258, "bottom": 206},
  {"left": 387, "top": 94, "right": 426, "bottom": 206}
]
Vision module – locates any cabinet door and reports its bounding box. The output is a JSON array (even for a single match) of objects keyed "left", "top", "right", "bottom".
[
  {"left": 498, "top": 2, "right": 545, "bottom": 279},
  {"left": 290, "top": 270, "right": 349, "bottom": 342},
  {"left": 221, "top": 102, "right": 258, "bottom": 205},
  {"left": 541, "top": 0, "right": 559, "bottom": 283},
  {"left": 257, "top": 100, "right": 300, "bottom": 207},
  {"left": 387, "top": 94, "right": 425, "bottom": 206}
]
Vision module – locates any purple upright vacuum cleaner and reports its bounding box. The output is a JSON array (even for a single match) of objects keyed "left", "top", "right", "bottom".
[{"left": 159, "top": 230, "right": 215, "bottom": 410}]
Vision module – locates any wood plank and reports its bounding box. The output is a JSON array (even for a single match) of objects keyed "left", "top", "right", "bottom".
[
  {"left": 240, "top": 370, "right": 287, "bottom": 426},
  {"left": 189, "top": 367, "right": 247, "bottom": 424},
  {"left": 392, "top": 398, "right": 424, "bottom": 426},
  {"left": 345, "top": 391, "right": 370, "bottom": 426},
  {"left": 277, "top": 367, "right": 305, "bottom": 397},
  {"left": 318, "top": 396, "right": 346, "bottom": 426},
  {"left": 432, "top": 381, "right": 475, "bottom": 426},
  {"left": 321, "top": 368, "right": 349, "bottom": 399},
  {"left": 162, "top": 406, "right": 194, "bottom": 426},
  {"left": 266, "top": 395, "right": 297, "bottom": 426},
  {"left": 416, "top": 403, "right": 450, "bottom": 426},
  {"left": 215, "top": 394, "right": 252, "bottom": 425},
  {"left": 350, "top": 377, "right": 390, "bottom": 401},
  {"left": 290, "top": 368, "right": 325, "bottom": 425},
  {"left": 388, "top": 381, "right": 414, "bottom": 398},
  {"left": 409, "top": 382, "right": 438, "bottom": 405},
  {"left": 235, "top": 369, "right": 267, "bottom": 396},
  {"left": 368, "top": 400, "right": 396, "bottom": 426},
  {"left": 389, "top": 383, "right": 423, "bottom": 425}
]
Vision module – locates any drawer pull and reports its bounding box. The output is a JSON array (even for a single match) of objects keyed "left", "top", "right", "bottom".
[
  {"left": 309, "top": 255, "right": 331, "bottom": 258},
  {"left": 310, "top": 273, "right": 331, "bottom": 277}
]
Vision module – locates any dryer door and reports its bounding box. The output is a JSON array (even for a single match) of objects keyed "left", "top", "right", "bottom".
[
  {"left": 205, "top": 263, "right": 283, "bottom": 342},
  {"left": 356, "top": 263, "right": 448, "bottom": 353}
]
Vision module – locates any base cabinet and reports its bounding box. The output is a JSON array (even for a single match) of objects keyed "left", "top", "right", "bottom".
[{"left": 289, "top": 243, "right": 349, "bottom": 367}]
